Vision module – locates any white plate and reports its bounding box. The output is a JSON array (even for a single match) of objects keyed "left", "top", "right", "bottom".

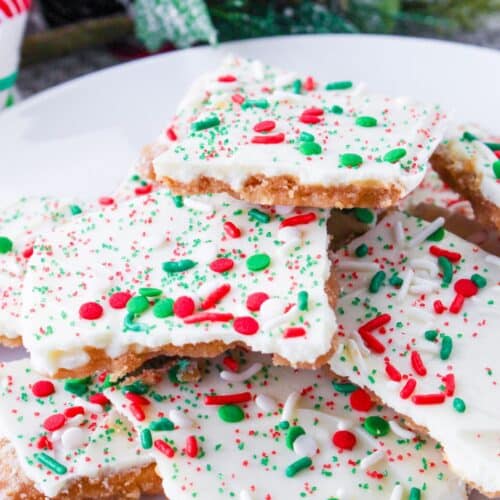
[{"left": 0, "top": 34, "right": 498, "bottom": 499}]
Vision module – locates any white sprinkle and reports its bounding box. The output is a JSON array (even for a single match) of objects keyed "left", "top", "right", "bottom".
[
  {"left": 197, "top": 279, "right": 226, "bottom": 299},
  {"left": 336, "top": 418, "right": 354, "bottom": 430},
  {"left": 252, "top": 60, "right": 265, "bottom": 80},
  {"left": 334, "top": 488, "right": 346, "bottom": 499},
  {"left": 394, "top": 220, "right": 405, "bottom": 247},
  {"left": 240, "top": 490, "right": 252, "bottom": 500},
  {"left": 281, "top": 391, "right": 300, "bottom": 422},
  {"left": 275, "top": 205, "right": 295, "bottom": 216},
  {"left": 389, "top": 484, "right": 404, "bottom": 500},
  {"left": 260, "top": 298, "right": 287, "bottom": 321},
  {"left": 255, "top": 394, "right": 278, "bottom": 413},
  {"left": 409, "top": 279, "right": 440, "bottom": 295},
  {"left": 67, "top": 414, "right": 85, "bottom": 427},
  {"left": 336, "top": 260, "right": 379, "bottom": 272},
  {"left": 415, "top": 339, "right": 440, "bottom": 354},
  {"left": 486, "top": 255, "right": 500, "bottom": 268},
  {"left": 359, "top": 449, "right": 386, "bottom": 470},
  {"left": 389, "top": 420, "right": 416, "bottom": 440},
  {"left": 347, "top": 339, "right": 368, "bottom": 374},
  {"left": 168, "top": 409, "right": 194, "bottom": 428},
  {"left": 278, "top": 226, "right": 302, "bottom": 253},
  {"left": 395, "top": 268, "right": 414, "bottom": 303},
  {"left": 220, "top": 363, "right": 262, "bottom": 383},
  {"left": 406, "top": 306, "right": 433, "bottom": 323},
  {"left": 349, "top": 331, "right": 371, "bottom": 356},
  {"left": 410, "top": 258, "right": 439, "bottom": 277},
  {"left": 293, "top": 434, "right": 317, "bottom": 457},
  {"left": 61, "top": 427, "right": 87, "bottom": 451},
  {"left": 262, "top": 305, "right": 299, "bottom": 332},
  {"left": 183, "top": 197, "right": 213, "bottom": 213},
  {"left": 406, "top": 217, "right": 445, "bottom": 248},
  {"left": 75, "top": 397, "right": 103, "bottom": 414},
  {"left": 274, "top": 72, "right": 298, "bottom": 87}
]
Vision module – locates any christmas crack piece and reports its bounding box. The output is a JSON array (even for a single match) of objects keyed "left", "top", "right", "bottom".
[
  {"left": 105, "top": 351, "right": 466, "bottom": 500},
  {"left": 330, "top": 211, "right": 500, "bottom": 496},
  {"left": 431, "top": 129, "right": 500, "bottom": 229},
  {"left": 21, "top": 188, "right": 337, "bottom": 378},
  {"left": 153, "top": 56, "right": 448, "bottom": 208},
  {"left": 0, "top": 359, "right": 161, "bottom": 499}
]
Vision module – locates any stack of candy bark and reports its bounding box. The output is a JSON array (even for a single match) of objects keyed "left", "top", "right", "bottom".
[{"left": 0, "top": 56, "right": 498, "bottom": 500}]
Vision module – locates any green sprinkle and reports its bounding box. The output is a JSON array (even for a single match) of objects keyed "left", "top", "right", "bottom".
[
  {"left": 248, "top": 208, "right": 271, "bottom": 223},
  {"left": 383, "top": 148, "right": 407, "bottom": 163},
  {"left": 153, "top": 298, "right": 174, "bottom": 318},
  {"left": 149, "top": 418, "right": 175, "bottom": 431},
  {"left": 123, "top": 312, "right": 147, "bottom": 332},
  {"left": 409, "top": 487, "right": 421, "bottom": 500},
  {"left": 440, "top": 335, "right": 453, "bottom": 360},
  {"left": 332, "top": 382, "right": 358, "bottom": 394},
  {"left": 355, "top": 243, "right": 369, "bottom": 257},
  {"left": 453, "top": 397, "right": 466, "bottom": 413},
  {"left": 286, "top": 426, "right": 306, "bottom": 449},
  {"left": 0, "top": 236, "right": 13, "bottom": 254},
  {"left": 191, "top": 116, "right": 220, "bottom": 131},
  {"left": 437, "top": 256, "right": 453, "bottom": 286},
  {"left": 218, "top": 404, "right": 244, "bottom": 423},
  {"left": 331, "top": 105, "right": 343, "bottom": 114},
  {"left": 139, "top": 287, "right": 162, "bottom": 297},
  {"left": 354, "top": 208, "right": 375, "bottom": 224},
  {"left": 279, "top": 420, "right": 290, "bottom": 430},
  {"left": 325, "top": 81, "right": 353, "bottom": 91},
  {"left": 285, "top": 456, "right": 312, "bottom": 477},
  {"left": 297, "top": 291, "right": 309, "bottom": 311},
  {"left": 363, "top": 416, "right": 390, "bottom": 437},
  {"left": 172, "top": 195, "right": 184, "bottom": 207},
  {"left": 340, "top": 153, "right": 363, "bottom": 167},
  {"left": 35, "top": 452, "right": 67, "bottom": 475},
  {"left": 493, "top": 160, "right": 500, "bottom": 179},
  {"left": 461, "top": 131, "right": 477, "bottom": 142},
  {"left": 299, "top": 142, "right": 322, "bottom": 155},
  {"left": 471, "top": 273, "right": 487, "bottom": 288},
  {"left": 369, "top": 270, "right": 386, "bottom": 293},
  {"left": 424, "top": 330, "right": 438, "bottom": 341},
  {"left": 389, "top": 273, "right": 403, "bottom": 287},
  {"left": 64, "top": 377, "right": 91, "bottom": 396},
  {"left": 355, "top": 116, "right": 377, "bottom": 127},
  {"left": 123, "top": 380, "right": 149, "bottom": 395},
  {"left": 69, "top": 204, "right": 82, "bottom": 215},
  {"left": 141, "top": 428, "right": 153, "bottom": 449},
  {"left": 292, "top": 79, "right": 302, "bottom": 94},
  {"left": 299, "top": 131, "right": 315, "bottom": 142},
  {"left": 427, "top": 227, "right": 445, "bottom": 241},
  {"left": 162, "top": 259, "right": 197, "bottom": 273},
  {"left": 485, "top": 141, "right": 500, "bottom": 151},
  {"left": 246, "top": 253, "right": 271, "bottom": 272},
  {"left": 242, "top": 99, "right": 269, "bottom": 110},
  {"left": 127, "top": 295, "right": 150, "bottom": 314}
]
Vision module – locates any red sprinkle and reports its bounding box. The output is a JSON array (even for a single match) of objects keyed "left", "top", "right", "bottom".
[
  {"left": 129, "top": 402, "right": 146, "bottom": 421},
  {"left": 223, "top": 221, "right": 241, "bottom": 238},
  {"left": 359, "top": 314, "right": 391, "bottom": 334},
  {"left": 79, "top": 302, "right": 103, "bottom": 320},
  {"left": 349, "top": 388, "right": 373, "bottom": 412},
  {"left": 303, "top": 76, "right": 316, "bottom": 91},
  {"left": 32, "top": 380, "right": 55, "bottom": 398},
  {"left": 201, "top": 284, "right": 231, "bottom": 310},
  {"left": 246, "top": 292, "right": 269, "bottom": 312},
  {"left": 109, "top": 291, "right": 132, "bottom": 309},
  {"left": 22, "top": 246, "right": 34, "bottom": 259},
  {"left": 155, "top": 439, "right": 175, "bottom": 458},
  {"left": 433, "top": 300, "right": 447, "bottom": 314},
  {"left": 400, "top": 378, "right": 416, "bottom": 399},
  {"left": 89, "top": 393, "right": 110, "bottom": 406},
  {"left": 173, "top": 296, "right": 195, "bottom": 318},
  {"left": 253, "top": 120, "right": 276, "bottom": 133},
  {"left": 251, "top": 133, "right": 285, "bottom": 144},
  {"left": 232, "top": 94, "right": 245, "bottom": 105},
  {"left": 185, "top": 435, "right": 199, "bottom": 458},
  {"left": 358, "top": 330, "right": 385, "bottom": 354},
  {"left": 443, "top": 373, "right": 455, "bottom": 397},
  {"left": 302, "top": 107, "right": 324, "bottom": 116},
  {"left": 125, "top": 392, "right": 150, "bottom": 406},
  {"left": 43, "top": 413, "right": 66, "bottom": 432},
  {"left": 64, "top": 406, "right": 85, "bottom": 418},
  {"left": 299, "top": 114, "right": 321, "bottom": 124},
  {"left": 209, "top": 258, "right": 234, "bottom": 273},
  {"left": 36, "top": 436, "right": 53, "bottom": 450},
  {"left": 411, "top": 351, "right": 427, "bottom": 376},
  {"left": 134, "top": 184, "right": 153, "bottom": 196},
  {"left": 332, "top": 430, "right": 357, "bottom": 450},
  {"left": 205, "top": 392, "right": 252, "bottom": 405},
  {"left": 184, "top": 312, "right": 234, "bottom": 324},
  {"left": 385, "top": 362, "right": 402, "bottom": 382},
  {"left": 98, "top": 196, "right": 114, "bottom": 206},
  {"left": 218, "top": 74, "right": 236, "bottom": 82},
  {"left": 454, "top": 278, "right": 478, "bottom": 297},
  {"left": 166, "top": 126, "right": 177, "bottom": 141},
  {"left": 279, "top": 212, "right": 317, "bottom": 229},
  {"left": 223, "top": 356, "right": 239, "bottom": 372},
  {"left": 233, "top": 316, "right": 259, "bottom": 335},
  {"left": 449, "top": 294, "right": 465, "bottom": 314},
  {"left": 283, "top": 327, "right": 306, "bottom": 338},
  {"left": 429, "top": 245, "right": 462, "bottom": 263},
  {"left": 412, "top": 393, "right": 446, "bottom": 405}
]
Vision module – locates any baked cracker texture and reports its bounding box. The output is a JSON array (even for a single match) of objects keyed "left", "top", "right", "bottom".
[
  {"left": 431, "top": 147, "right": 500, "bottom": 230},
  {"left": 0, "top": 438, "right": 162, "bottom": 500},
  {"left": 0, "top": 334, "right": 22, "bottom": 348}
]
